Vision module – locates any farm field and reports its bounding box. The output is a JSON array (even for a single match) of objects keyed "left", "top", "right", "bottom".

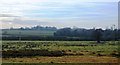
[
  {"left": 2, "top": 30, "right": 55, "bottom": 36},
  {"left": 2, "top": 41, "right": 119, "bottom": 64},
  {"left": 2, "top": 56, "right": 118, "bottom": 63}
]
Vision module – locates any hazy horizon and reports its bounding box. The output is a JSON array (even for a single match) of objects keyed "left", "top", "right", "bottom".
[{"left": 0, "top": 0, "right": 119, "bottom": 29}]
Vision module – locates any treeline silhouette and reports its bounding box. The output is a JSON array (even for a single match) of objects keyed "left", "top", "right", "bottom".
[
  {"left": 2, "top": 26, "right": 120, "bottom": 41},
  {"left": 9, "top": 25, "right": 57, "bottom": 31},
  {"left": 54, "top": 28, "right": 120, "bottom": 42}
]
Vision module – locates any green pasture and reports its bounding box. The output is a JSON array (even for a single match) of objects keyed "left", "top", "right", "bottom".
[
  {"left": 2, "top": 30, "right": 55, "bottom": 36},
  {"left": 2, "top": 41, "right": 119, "bottom": 56}
]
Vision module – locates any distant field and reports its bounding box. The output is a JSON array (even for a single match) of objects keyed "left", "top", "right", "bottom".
[
  {"left": 2, "top": 41, "right": 119, "bottom": 63},
  {"left": 2, "top": 30, "right": 55, "bottom": 36}
]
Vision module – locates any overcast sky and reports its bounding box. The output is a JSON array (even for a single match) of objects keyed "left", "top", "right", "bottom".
[{"left": 0, "top": 0, "right": 119, "bottom": 29}]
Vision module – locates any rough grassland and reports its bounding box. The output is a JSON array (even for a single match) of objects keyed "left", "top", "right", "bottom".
[
  {"left": 2, "top": 56, "right": 118, "bottom": 63},
  {"left": 2, "top": 41, "right": 119, "bottom": 64}
]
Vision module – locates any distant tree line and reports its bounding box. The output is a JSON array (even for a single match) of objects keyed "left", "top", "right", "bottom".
[
  {"left": 2, "top": 26, "right": 120, "bottom": 41},
  {"left": 9, "top": 25, "right": 57, "bottom": 31},
  {"left": 54, "top": 28, "right": 120, "bottom": 42}
]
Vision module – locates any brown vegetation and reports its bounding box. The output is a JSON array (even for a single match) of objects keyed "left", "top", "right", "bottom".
[{"left": 2, "top": 56, "right": 118, "bottom": 63}]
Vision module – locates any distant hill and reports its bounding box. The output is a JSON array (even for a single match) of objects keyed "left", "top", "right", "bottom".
[{"left": 2, "top": 25, "right": 57, "bottom": 37}]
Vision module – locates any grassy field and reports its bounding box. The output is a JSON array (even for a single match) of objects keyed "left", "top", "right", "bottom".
[
  {"left": 2, "top": 41, "right": 119, "bottom": 64},
  {"left": 2, "top": 41, "right": 118, "bottom": 55},
  {"left": 2, "top": 30, "right": 55, "bottom": 36}
]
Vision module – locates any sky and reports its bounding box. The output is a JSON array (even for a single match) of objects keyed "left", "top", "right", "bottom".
[{"left": 0, "top": 0, "right": 119, "bottom": 29}]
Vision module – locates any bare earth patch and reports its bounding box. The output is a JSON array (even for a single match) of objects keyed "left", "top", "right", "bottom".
[{"left": 2, "top": 56, "right": 118, "bottom": 63}]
